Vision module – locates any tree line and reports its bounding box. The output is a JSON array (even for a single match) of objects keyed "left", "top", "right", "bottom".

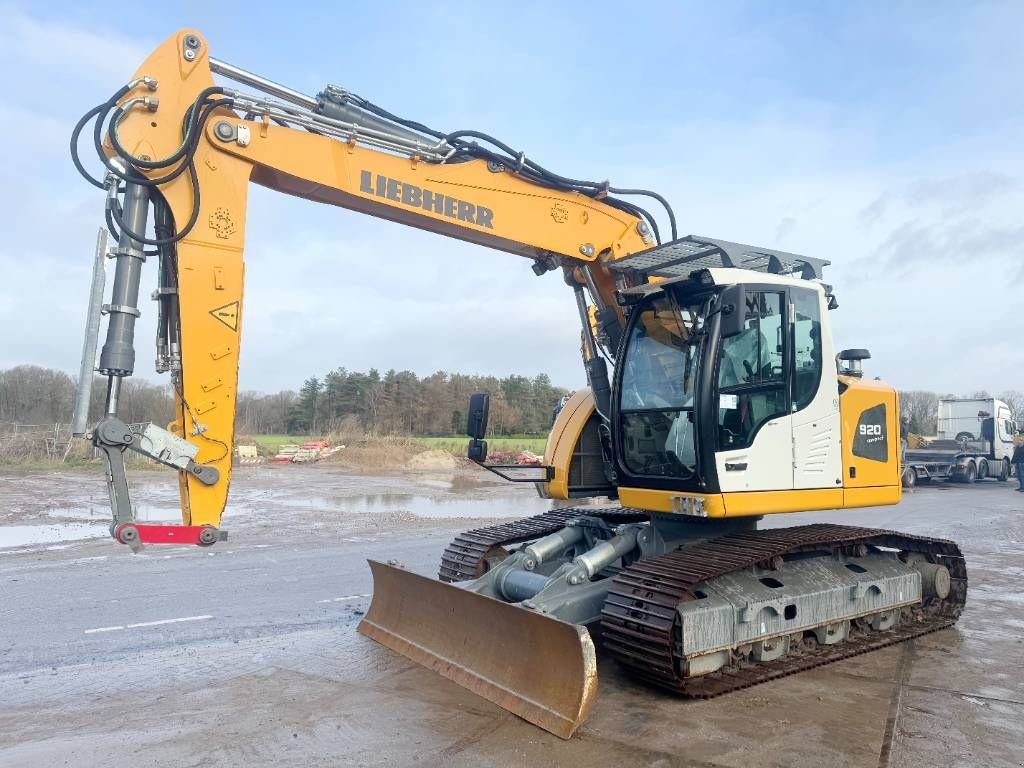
[
  {"left": 0, "top": 365, "right": 175, "bottom": 428},
  {"left": 5, "top": 365, "right": 1020, "bottom": 439},
  {"left": 287, "top": 369, "right": 567, "bottom": 436},
  {"left": 0, "top": 365, "right": 568, "bottom": 437}
]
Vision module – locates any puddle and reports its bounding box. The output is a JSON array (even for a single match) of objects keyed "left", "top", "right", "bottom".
[
  {"left": 0, "top": 523, "right": 109, "bottom": 549},
  {"left": 273, "top": 492, "right": 552, "bottom": 519},
  {"left": 46, "top": 506, "right": 176, "bottom": 523}
]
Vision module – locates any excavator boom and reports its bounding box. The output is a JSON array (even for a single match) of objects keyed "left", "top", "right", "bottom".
[{"left": 71, "top": 29, "right": 655, "bottom": 541}]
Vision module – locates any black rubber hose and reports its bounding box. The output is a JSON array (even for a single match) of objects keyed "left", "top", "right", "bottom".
[
  {"left": 107, "top": 87, "right": 226, "bottom": 170},
  {"left": 445, "top": 129, "right": 677, "bottom": 240},
  {"left": 108, "top": 162, "right": 201, "bottom": 246},
  {"left": 96, "top": 97, "right": 228, "bottom": 187},
  {"left": 70, "top": 84, "right": 132, "bottom": 188}
]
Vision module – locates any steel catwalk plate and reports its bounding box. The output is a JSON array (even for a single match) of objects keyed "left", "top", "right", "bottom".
[{"left": 358, "top": 560, "right": 597, "bottom": 739}]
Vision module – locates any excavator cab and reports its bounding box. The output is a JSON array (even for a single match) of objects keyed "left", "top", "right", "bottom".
[{"left": 611, "top": 267, "right": 844, "bottom": 507}]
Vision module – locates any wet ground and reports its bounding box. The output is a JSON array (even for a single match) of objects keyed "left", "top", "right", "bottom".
[{"left": 1, "top": 466, "right": 1022, "bottom": 767}]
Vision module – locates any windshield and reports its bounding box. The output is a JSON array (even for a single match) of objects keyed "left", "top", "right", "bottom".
[{"left": 618, "top": 291, "right": 710, "bottom": 479}]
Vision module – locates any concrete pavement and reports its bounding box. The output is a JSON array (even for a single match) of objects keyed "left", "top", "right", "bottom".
[{"left": 1, "top": 467, "right": 1022, "bottom": 767}]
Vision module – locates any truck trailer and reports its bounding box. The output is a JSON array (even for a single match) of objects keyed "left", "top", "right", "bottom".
[{"left": 903, "top": 397, "right": 1018, "bottom": 486}]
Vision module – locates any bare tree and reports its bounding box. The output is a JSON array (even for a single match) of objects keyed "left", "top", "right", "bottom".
[
  {"left": 899, "top": 390, "right": 939, "bottom": 436},
  {"left": 999, "top": 390, "right": 1024, "bottom": 427}
]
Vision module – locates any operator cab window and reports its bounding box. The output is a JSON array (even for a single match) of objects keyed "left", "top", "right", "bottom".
[
  {"left": 619, "top": 295, "right": 706, "bottom": 478},
  {"left": 791, "top": 287, "right": 823, "bottom": 411},
  {"left": 717, "top": 291, "right": 787, "bottom": 450}
]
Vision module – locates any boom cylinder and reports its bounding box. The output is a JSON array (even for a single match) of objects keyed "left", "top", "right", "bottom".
[{"left": 98, "top": 182, "right": 149, "bottom": 413}]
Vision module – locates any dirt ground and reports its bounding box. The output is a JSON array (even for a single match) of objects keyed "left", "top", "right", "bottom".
[{"left": 1, "top": 465, "right": 1023, "bottom": 767}]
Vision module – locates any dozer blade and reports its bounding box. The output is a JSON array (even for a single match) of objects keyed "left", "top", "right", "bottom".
[{"left": 358, "top": 559, "right": 597, "bottom": 739}]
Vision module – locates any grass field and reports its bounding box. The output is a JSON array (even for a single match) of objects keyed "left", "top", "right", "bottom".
[
  {"left": 251, "top": 434, "right": 302, "bottom": 454},
  {"left": 416, "top": 436, "right": 547, "bottom": 455},
  {"left": 248, "top": 434, "right": 547, "bottom": 456}
]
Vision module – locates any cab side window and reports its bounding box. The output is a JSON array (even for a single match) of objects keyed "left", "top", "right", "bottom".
[
  {"left": 717, "top": 291, "right": 787, "bottom": 449},
  {"left": 791, "top": 288, "right": 822, "bottom": 411}
]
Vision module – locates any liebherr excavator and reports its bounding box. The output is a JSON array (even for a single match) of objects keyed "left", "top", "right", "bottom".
[{"left": 71, "top": 30, "right": 965, "bottom": 739}]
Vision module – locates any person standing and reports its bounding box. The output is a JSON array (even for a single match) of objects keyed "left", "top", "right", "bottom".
[{"left": 1013, "top": 435, "right": 1024, "bottom": 492}]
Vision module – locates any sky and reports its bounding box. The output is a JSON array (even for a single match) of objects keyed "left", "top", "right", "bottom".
[{"left": 0, "top": 1, "right": 1021, "bottom": 395}]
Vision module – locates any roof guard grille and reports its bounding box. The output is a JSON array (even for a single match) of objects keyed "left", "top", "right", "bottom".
[{"left": 608, "top": 235, "right": 829, "bottom": 283}]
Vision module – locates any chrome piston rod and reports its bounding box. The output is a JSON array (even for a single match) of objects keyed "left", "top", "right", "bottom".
[
  {"left": 210, "top": 57, "right": 444, "bottom": 155},
  {"left": 210, "top": 57, "right": 318, "bottom": 110}
]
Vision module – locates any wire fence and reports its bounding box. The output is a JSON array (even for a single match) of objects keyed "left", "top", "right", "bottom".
[{"left": 0, "top": 422, "right": 89, "bottom": 463}]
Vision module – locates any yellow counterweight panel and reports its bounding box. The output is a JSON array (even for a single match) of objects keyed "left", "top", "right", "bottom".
[{"left": 839, "top": 375, "right": 902, "bottom": 492}]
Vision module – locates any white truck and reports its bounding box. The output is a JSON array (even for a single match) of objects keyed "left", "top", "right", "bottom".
[{"left": 903, "top": 397, "right": 1018, "bottom": 486}]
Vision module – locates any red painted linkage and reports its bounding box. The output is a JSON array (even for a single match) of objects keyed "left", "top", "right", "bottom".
[{"left": 112, "top": 523, "right": 223, "bottom": 548}]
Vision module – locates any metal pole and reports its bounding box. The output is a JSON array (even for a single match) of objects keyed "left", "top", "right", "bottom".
[
  {"left": 72, "top": 228, "right": 108, "bottom": 436},
  {"left": 98, "top": 182, "right": 149, "bottom": 416},
  {"left": 573, "top": 286, "right": 597, "bottom": 361}
]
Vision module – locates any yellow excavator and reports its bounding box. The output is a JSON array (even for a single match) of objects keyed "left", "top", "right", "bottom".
[{"left": 70, "top": 30, "right": 965, "bottom": 739}]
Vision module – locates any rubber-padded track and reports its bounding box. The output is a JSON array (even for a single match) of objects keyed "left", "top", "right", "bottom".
[
  {"left": 599, "top": 523, "right": 967, "bottom": 697},
  {"left": 438, "top": 506, "right": 650, "bottom": 582}
]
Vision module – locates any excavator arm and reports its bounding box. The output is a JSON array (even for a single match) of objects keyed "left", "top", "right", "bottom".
[{"left": 71, "top": 29, "right": 662, "bottom": 545}]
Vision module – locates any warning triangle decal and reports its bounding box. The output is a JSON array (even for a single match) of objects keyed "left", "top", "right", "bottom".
[{"left": 210, "top": 301, "right": 240, "bottom": 332}]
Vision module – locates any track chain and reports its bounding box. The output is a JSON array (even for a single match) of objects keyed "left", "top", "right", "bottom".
[
  {"left": 599, "top": 523, "right": 967, "bottom": 697},
  {"left": 438, "top": 506, "right": 650, "bottom": 582}
]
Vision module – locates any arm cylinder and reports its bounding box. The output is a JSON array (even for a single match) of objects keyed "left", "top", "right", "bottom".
[{"left": 98, "top": 182, "right": 149, "bottom": 413}]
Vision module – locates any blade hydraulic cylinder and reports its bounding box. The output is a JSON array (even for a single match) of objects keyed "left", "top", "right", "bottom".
[{"left": 522, "top": 526, "right": 586, "bottom": 570}]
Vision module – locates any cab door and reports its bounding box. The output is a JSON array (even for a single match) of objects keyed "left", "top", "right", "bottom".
[
  {"left": 790, "top": 287, "right": 843, "bottom": 489},
  {"left": 996, "top": 406, "right": 1015, "bottom": 461},
  {"left": 714, "top": 290, "right": 794, "bottom": 492}
]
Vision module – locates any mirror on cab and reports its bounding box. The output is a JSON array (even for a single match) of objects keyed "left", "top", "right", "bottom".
[
  {"left": 718, "top": 284, "right": 746, "bottom": 338},
  {"left": 466, "top": 392, "right": 489, "bottom": 463}
]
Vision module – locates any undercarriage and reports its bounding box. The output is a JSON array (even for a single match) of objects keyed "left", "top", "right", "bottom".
[{"left": 360, "top": 508, "right": 966, "bottom": 738}]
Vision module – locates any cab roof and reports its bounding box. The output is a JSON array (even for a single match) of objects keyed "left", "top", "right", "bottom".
[{"left": 609, "top": 234, "right": 829, "bottom": 283}]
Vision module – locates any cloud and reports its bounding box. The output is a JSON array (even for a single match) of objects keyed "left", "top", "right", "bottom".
[
  {"left": 858, "top": 195, "right": 888, "bottom": 228},
  {"left": 774, "top": 216, "right": 797, "bottom": 242},
  {"left": 3, "top": 3, "right": 1024, "bottom": 401},
  {"left": 903, "top": 171, "right": 1019, "bottom": 209},
  {"left": 865, "top": 169, "right": 1024, "bottom": 272},
  {"left": 0, "top": 6, "right": 151, "bottom": 87}
]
